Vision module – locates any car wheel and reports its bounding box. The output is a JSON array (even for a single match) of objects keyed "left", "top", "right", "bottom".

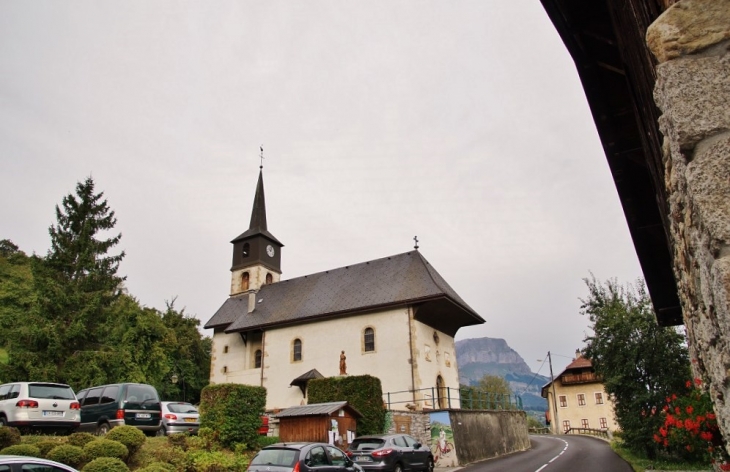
[
  {"left": 96, "top": 422, "right": 110, "bottom": 435},
  {"left": 156, "top": 426, "right": 167, "bottom": 437},
  {"left": 0, "top": 416, "right": 7, "bottom": 427},
  {"left": 393, "top": 463, "right": 403, "bottom": 472},
  {"left": 425, "top": 457, "right": 434, "bottom": 472}
]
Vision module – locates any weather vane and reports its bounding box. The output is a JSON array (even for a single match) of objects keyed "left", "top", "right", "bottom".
[
  {"left": 259, "top": 145, "right": 264, "bottom": 169},
  {"left": 414, "top": 236, "right": 419, "bottom": 250}
]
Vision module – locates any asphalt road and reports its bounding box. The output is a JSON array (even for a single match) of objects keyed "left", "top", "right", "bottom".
[{"left": 458, "top": 435, "right": 633, "bottom": 472}]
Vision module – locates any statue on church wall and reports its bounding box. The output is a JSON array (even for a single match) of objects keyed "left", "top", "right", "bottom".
[{"left": 340, "top": 350, "right": 347, "bottom": 375}]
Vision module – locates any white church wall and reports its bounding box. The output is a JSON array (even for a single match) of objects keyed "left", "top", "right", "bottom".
[
  {"left": 261, "top": 307, "right": 415, "bottom": 410},
  {"left": 410, "top": 316, "right": 461, "bottom": 409},
  {"left": 210, "top": 330, "right": 263, "bottom": 386}
]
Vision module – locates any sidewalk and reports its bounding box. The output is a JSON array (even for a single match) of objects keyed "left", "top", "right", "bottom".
[{"left": 434, "top": 467, "right": 462, "bottom": 472}]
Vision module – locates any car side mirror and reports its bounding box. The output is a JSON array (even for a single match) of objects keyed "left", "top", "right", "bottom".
[{"left": 413, "top": 443, "right": 421, "bottom": 449}]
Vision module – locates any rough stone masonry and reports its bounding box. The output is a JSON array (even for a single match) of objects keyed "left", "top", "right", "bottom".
[{"left": 646, "top": 0, "right": 730, "bottom": 454}]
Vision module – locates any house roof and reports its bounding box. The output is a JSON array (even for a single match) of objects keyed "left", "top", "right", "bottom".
[
  {"left": 290, "top": 369, "right": 325, "bottom": 388},
  {"left": 538, "top": 0, "right": 682, "bottom": 326},
  {"left": 274, "top": 401, "right": 363, "bottom": 418},
  {"left": 204, "top": 250, "right": 484, "bottom": 337}
]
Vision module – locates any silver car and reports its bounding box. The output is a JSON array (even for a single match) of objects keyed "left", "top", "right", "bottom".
[
  {"left": 0, "top": 454, "right": 79, "bottom": 471},
  {"left": 157, "top": 401, "right": 199, "bottom": 436},
  {"left": 0, "top": 382, "right": 80, "bottom": 434}
]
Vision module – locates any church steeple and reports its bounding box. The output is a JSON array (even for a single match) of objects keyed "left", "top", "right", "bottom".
[{"left": 229, "top": 167, "right": 283, "bottom": 296}]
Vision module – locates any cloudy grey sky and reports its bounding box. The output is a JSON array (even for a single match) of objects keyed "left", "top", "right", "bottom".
[{"left": 0, "top": 1, "right": 644, "bottom": 375}]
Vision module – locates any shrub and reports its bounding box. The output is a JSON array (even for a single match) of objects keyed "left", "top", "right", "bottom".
[
  {"left": 137, "top": 462, "right": 176, "bottom": 472},
  {"left": 0, "top": 426, "right": 21, "bottom": 449},
  {"left": 151, "top": 444, "right": 186, "bottom": 469},
  {"left": 199, "top": 384, "right": 266, "bottom": 449},
  {"left": 82, "top": 457, "right": 130, "bottom": 472},
  {"left": 83, "top": 438, "right": 129, "bottom": 462},
  {"left": 68, "top": 432, "right": 97, "bottom": 448},
  {"left": 106, "top": 425, "right": 146, "bottom": 456},
  {"left": 36, "top": 439, "right": 66, "bottom": 457},
  {"left": 0, "top": 444, "right": 41, "bottom": 457},
  {"left": 167, "top": 432, "right": 188, "bottom": 450},
  {"left": 256, "top": 436, "right": 280, "bottom": 449},
  {"left": 47, "top": 444, "right": 86, "bottom": 469},
  {"left": 184, "top": 449, "right": 250, "bottom": 472},
  {"left": 308, "top": 375, "right": 386, "bottom": 435}
]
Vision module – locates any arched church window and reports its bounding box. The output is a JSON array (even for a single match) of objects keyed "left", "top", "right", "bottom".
[
  {"left": 242, "top": 243, "right": 250, "bottom": 258},
  {"left": 266, "top": 273, "right": 273, "bottom": 285},
  {"left": 292, "top": 339, "right": 302, "bottom": 362},
  {"left": 241, "top": 272, "right": 249, "bottom": 291},
  {"left": 254, "top": 349, "right": 262, "bottom": 368},
  {"left": 436, "top": 375, "right": 446, "bottom": 409},
  {"left": 364, "top": 328, "right": 375, "bottom": 352}
]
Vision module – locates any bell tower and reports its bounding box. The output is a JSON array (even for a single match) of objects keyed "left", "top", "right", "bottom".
[{"left": 229, "top": 167, "right": 283, "bottom": 296}]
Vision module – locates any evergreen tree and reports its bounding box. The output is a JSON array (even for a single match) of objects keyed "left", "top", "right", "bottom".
[
  {"left": 2, "top": 177, "right": 126, "bottom": 383},
  {"left": 581, "top": 276, "right": 690, "bottom": 458}
]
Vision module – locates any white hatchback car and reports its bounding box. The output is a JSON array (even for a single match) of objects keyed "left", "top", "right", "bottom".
[
  {"left": 0, "top": 455, "right": 79, "bottom": 471},
  {"left": 158, "top": 401, "right": 199, "bottom": 436},
  {"left": 0, "top": 382, "right": 80, "bottom": 434}
]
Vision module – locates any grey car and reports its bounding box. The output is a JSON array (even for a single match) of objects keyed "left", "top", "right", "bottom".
[
  {"left": 346, "top": 434, "right": 434, "bottom": 472},
  {"left": 157, "top": 401, "right": 199, "bottom": 436},
  {"left": 249, "top": 442, "right": 363, "bottom": 472},
  {"left": 0, "top": 454, "right": 79, "bottom": 471}
]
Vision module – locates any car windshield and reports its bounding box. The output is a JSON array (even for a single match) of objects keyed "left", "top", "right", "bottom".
[
  {"left": 125, "top": 385, "right": 159, "bottom": 403},
  {"left": 28, "top": 384, "right": 75, "bottom": 400},
  {"left": 351, "top": 439, "right": 386, "bottom": 451},
  {"left": 252, "top": 448, "right": 298, "bottom": 467},
  {"left": 168, "top": 403, "right": 198, "bottom": 414}
]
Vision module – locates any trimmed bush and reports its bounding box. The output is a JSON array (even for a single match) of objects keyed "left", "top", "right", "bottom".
[
  {"left": 83, "top": 438, "right": 129, "bottom": 462},
  {"left": 47, "top": 444, "right": 86, "bottom": 469},
  {"left": 199, "top": 383, "right": 266, "bottom": 449},
  {"left": 0, "top": 444, "right": 41, "bottom": 457},
  {"left": 150, "top": 444, "right": 186, "bottom": 469},
  {"left": 256, "top": 436, "right": 280, "bottom": 449},
  {"left": 82, "top": 457, "right": 130, "bottom": 472},
  {"left": 137, "top": 462, "right": 176, "bottom": 472},
  {"left": 106, "top": 425, "right": 146, "bottom": 456},
  {"left": 166, "top": 432, "right": 187, "bottom": 450},
  {"left": 68, "top": 432, "right": 96, "bottom": 448},
  {"left": 308, "top": 374, "right": 386, "bottom": 435},
  {"left": 36, "top": 439, "right": 66, "bottom": 457},
  {"left": 0, "top": 426, "right": 21, "bottom": 449},
  {"left": 184, "top": 449, "right": 250, "bottom": 472}
]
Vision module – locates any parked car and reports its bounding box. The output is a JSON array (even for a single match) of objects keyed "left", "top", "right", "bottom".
[
  {"left": 0, "top": 454, "right": 79, "bottom": 471},
  {"left": 157, "top": 401, "right": 199, "bottom": 436},
  {"left": 346, "top": 434, "right": 434, "bottom": 472},
  {"left": 248, "top": 442, "right": 363, "bottom": 472},
  {"left": 0, "top": 382, "right": 80, "bottom": 434},
  {"left": 75, "top": 383, "right": 161, "bottom": 435}
]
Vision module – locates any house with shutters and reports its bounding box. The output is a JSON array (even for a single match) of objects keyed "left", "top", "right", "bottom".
[
  {"left": 541, "top": 351, "right": 619, "bottom": 435},
  {"left": 204, "top": 167, "right": 485, "bottom": 411}
]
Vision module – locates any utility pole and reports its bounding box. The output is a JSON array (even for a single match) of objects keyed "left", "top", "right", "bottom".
[{"left": 548, "top": 351, "right": 560, "bottom": 434}]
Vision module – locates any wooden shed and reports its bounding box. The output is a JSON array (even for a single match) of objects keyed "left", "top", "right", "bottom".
[{"left": 274, "top": 401, "right": 362, "bottom": 446}]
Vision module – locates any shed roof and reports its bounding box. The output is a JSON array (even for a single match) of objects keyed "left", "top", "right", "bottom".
[
  {"left": 205, "top": 251, "right": 484, "bottom": 337},
  {"left": 274, "top": 401, "right": 362, "bottom": 418}
]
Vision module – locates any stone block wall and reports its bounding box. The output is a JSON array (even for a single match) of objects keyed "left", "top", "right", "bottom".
[{"left": 647, "top": 0, "right": 730, "bottom": 451}]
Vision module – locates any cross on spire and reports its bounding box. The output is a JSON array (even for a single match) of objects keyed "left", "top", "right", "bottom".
[
  {"left": 414, "top": 236, "right": 419, "bottom": 250},
  {"left": 259, "top": 145, "right": 264, "bottom": 169}
]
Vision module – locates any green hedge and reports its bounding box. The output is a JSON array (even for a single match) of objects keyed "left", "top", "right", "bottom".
[
  {"left": 307, "top": 375, "right": 386, "bottom": 435},
  {"left": 0, "top": 426, "right": 21, "bottom": 450},
  {"left": 82, "top": 457, "right": 130, "bottom": 472},
  {"left": 47, "top": 444, "right": 86, "bottom": 469},
  {"left": 199, "top": 383, "right": 266, "bottom": 449},
  {"left": 0, "top": 444, "right": 40, "bottom": 457}
]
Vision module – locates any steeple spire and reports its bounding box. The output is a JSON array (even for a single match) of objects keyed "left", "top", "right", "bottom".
[{"left": 248, "top": 169, "right": 268, "bottom": 232}]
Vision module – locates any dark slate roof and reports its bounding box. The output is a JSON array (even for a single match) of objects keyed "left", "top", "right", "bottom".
[
  {"left": 204, "top": 251, "right": 484, "bottom": 334},
  {"left": 274, "top": 401, "right": 362, "bottom": 418},
  {"left": 290, "top": 369, "right": 325, "bottom": 387}
]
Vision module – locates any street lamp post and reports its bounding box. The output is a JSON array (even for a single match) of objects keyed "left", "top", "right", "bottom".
[
  {"left": 539, "top": 352, "right": 560, "bottom": 434},
  {"left": 171, "top": 365, "right": 185, "bottom": 402}
]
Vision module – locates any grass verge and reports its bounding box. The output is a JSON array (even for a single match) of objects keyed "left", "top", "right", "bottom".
[{"left": 611, "top": 439, "right": 710, "bottom": 471}]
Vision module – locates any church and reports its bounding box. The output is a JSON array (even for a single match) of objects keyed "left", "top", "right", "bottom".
[{"left": 204, "top": 168, "right": 485, "bottom": 411}]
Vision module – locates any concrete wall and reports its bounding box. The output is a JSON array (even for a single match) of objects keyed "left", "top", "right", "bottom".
[
  {"left": 646, "top": 0, "right": 730, "bottom": 452},
  {"left": 448, "top": 410, "right": 530, "bottom": 465}
]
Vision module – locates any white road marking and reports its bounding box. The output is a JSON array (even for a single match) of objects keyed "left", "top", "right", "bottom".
[{"left": 535, "top": 438, "right": 569, "bottom": 472}]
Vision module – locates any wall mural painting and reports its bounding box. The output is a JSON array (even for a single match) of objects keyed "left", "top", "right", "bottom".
[{"left": 430, "top": 411, "right": 457, "bottom": 467}]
